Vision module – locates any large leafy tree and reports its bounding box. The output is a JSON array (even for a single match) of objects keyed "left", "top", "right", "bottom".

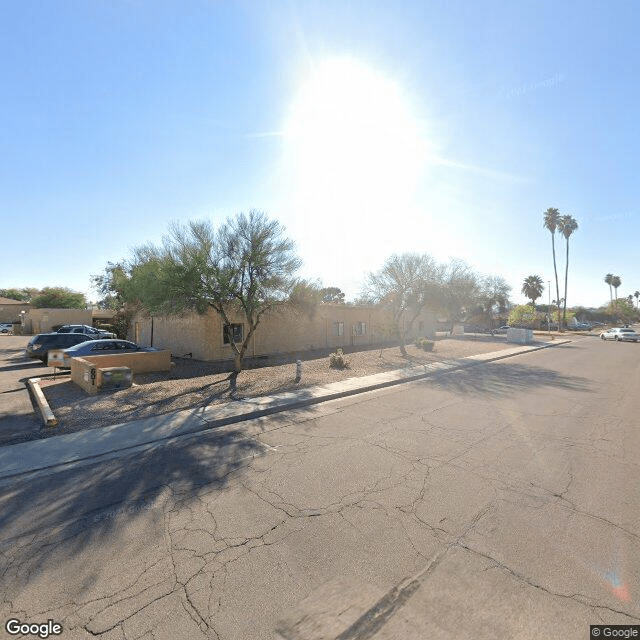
[
  {"left": 108, "top": 211, "right": 301, "bottom": 381},
  {"left": 363, "top": 253, "right": 440, "bottom": 356},
  {"left": 477, "top": 275, "right": 512, "bottom": 325},
  {"left": 438, "top": 259, "right": 481, "bottom": 323},
  {"left": 607, "top": 297, "right": 636, "bottom": 324},
  {"left": 0, "top": 288, "right": 37, "bottom": 302},
  {"left": 30, "top": 287, "right": 87, "bottom": 309},
  {"left": 521, "top": 275, "right": 544, "bottom": 310},
  {"left": 320, "top": 287, "right": 346, "bottom": 303},
  {"left": 543, "top": 207, "right": 562, "bottom": 325},
  {"left": 558, "top": 214, "right": 578, "bottom": 328}
]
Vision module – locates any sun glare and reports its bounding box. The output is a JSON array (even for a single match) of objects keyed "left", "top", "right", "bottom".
[{"left": 285, "top": 58, "right": 427, "bottom": 232}]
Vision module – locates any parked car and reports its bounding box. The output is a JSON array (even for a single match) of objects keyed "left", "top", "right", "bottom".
[
  {"left": 600, "top": 327, "right": 640, "bottom": 342},
  {"left": 495, "top": 326, "right": 510, "bottom": 334},
  {"left": 0, "top": 323, "right": 13, "bottom": 334},
  {"left": 60, "top": 339, "right": 157, "bottom": 369},
  {"left": 55, "top": 324, "right": 116, "bottom": 339},
  {"left": 25, "top": 333, "right": 98, "bottom": 363},
  {"left": 568, "top": 322, "right": 591, "bottom": 331}
]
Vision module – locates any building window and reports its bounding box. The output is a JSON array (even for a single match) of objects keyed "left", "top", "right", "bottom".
[
  {"left": 223, "top": 323, "right": 244, "bottom": 344},
  {"left": 336, "top": 321, "right": 344, "bottom": 337},
  {"left": 355, "top": 321, "right": 367, "bottom": 336}
]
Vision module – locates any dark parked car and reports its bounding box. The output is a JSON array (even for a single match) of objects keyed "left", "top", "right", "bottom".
[
  {"left": 60, "top": 339, "right": 157, "bottom": 369},
  {"left": 55, "top": 324, "right": 116, "bottom": 339},
  {"left": 25, "top": 333, "right": 97, "bottom": 363}
]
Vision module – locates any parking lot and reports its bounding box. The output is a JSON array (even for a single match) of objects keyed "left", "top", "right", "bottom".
[{"left": 0, "top": 335, "right": 58, "bottom": 445}]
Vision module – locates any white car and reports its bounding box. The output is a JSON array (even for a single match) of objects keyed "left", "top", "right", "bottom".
[
  {"left": 600, "top": 327, "right": 639, "bottom": 342},
  {"left": 0, "top": 323, "right": 13, "bottom": 334}
]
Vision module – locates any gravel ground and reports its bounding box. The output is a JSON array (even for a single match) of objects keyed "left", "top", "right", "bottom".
[{"left": 37, "top": 334, "right": 554, "bottom": 437}]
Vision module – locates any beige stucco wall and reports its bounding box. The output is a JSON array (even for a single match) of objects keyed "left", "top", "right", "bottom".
[
  {"left": 23, "top": 308, "right": 92, "bottom": 335},
  {"left": 130, "top": 304, "right": 436, "bottom": 363},
  {"left": 0, "top": 303, "right": 30, "bottom": 324}
]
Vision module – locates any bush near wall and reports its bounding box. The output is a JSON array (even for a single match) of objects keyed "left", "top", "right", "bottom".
[
  {"left": 414, "top": 338, "right": 434, "bottom": 351},
  {"left": 329, "top": 348, "right": 350, "bottom": 369}
]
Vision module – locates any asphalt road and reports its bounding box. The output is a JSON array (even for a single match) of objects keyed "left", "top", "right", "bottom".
[
  {"left": 0, "top": 336, "right": 638, "bottom": 639},
  {"left": 0, "top": 335, "right": 52, "bottom": 444}
]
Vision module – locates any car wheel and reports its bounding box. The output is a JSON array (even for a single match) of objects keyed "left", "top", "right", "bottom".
[
  {"left": 615, "top": 336, "right": 620, "bottom": 341},
  {"left": 601, "top": 335, "right": 605, "bottom": 340}
]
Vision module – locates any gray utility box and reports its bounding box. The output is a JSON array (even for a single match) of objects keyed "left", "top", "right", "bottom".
[
  {"left": 99, "top": 367, "right": 133, "bottom": 391},
  {"left": 506, "top": 328, "right": 534, "bottom": 344}
]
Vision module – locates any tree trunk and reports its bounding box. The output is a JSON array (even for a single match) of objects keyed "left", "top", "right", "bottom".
[
  {"left": 562, "top": 237, "right": 569, "bottom": 328},
  {"left": 551, "top": 233, "right": 561, "bottom": 327},
  {"left": 399, "top": 331, "right": 407, "bottom": 357}
]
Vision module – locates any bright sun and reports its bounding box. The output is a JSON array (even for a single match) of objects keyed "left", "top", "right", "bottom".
[{"left": 285, "top": 57, "right": 427, "bottom": 228}]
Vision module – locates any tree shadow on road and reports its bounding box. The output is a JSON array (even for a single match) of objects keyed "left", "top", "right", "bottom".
[
  {"left": 417, "top": 361, "right": 592, "bottom": 397},
  {"left": 0, "top": 425, "right": 267, "bottom": 592}
]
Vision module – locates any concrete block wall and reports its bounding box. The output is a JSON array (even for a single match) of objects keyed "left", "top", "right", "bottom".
[{"left": 23, "top": 308, "right": 92, "bottom": 335}]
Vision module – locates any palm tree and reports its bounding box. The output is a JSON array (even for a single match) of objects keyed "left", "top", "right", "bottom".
[
  {"left": 557, "top": 214, "right": 578, "bottom": 328},
  {"left": 521, "top": 275, "right": 544, "bottom": 310},
  {"left": 544, "top": 208, "right": 562, "bottom": 324},
  {"left": 605, "top": 274, "right": 614, "bottom": 303},
  {"left": 634, "top": 290, "right": 639, "bottom": 309},
  {"left": 612, "top": 275, "right": 621, "bottom": 300}
]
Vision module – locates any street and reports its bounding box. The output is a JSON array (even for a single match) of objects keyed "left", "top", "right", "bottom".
[{"left": 1, "top": 336, "right": 638, "bottom": 639}]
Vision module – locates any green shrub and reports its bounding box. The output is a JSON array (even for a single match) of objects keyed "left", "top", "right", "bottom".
[
  {"left": 329, "top": 348, "right": 350, "bottom": 369},
  {"left": 414, "top": 338, "right": 434, "bottom": 352}
]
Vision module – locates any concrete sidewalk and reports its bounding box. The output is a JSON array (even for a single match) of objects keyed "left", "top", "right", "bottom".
[{"left": 0, "top": 340, "right": 569, "bottom": 479}]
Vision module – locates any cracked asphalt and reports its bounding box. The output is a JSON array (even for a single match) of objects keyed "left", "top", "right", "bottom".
[{"left": 1, "top": 336, "right": 638, "bottom": 639}]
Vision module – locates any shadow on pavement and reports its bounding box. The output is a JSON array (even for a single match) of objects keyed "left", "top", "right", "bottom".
[
  {"left": 420, "top": 361, "right": 591, "bottom": 397},
  {"left": 0, "top": 427, "right": 265, "bottom": 584},
  {"left": 0, "top": 362, "right": 48, "bottom": 373}
]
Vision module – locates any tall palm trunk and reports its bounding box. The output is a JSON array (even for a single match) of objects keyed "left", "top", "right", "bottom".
[
  {"left": 563, "top": 237, "right": 570, "bottom": 328},
  {"left": 551, "top": 232, "right": 561, "bottom": 326},
  {"left": 609, "top": 285, "right": 613, "bottom": 303}
]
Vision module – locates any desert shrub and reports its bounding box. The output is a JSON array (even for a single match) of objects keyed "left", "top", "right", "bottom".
[
  {"left": 507, "top": 304, "right": 545, "bottom": 329},
  {"left": 414, "top": 338, "right": 434, "bottom": 351},
  {"left": 329, "top": 348, "right": 350, "bottom": 369}
]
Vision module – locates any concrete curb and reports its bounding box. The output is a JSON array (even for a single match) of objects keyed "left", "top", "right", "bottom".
[
  {"left": 0, "top": 339, "right": 570, "bottom": 478},
  {"left": 26, "top": 378, "right": 58, "bottom": 428}
]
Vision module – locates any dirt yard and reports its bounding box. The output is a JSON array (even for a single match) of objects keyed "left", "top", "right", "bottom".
[{"left": 39, "top": 334, "right": 552, "bottom": 436}]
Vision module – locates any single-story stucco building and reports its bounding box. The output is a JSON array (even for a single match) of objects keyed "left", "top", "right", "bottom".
[
  {"left": 0, "top": 297, "right": 31, "bottom": 324},
  {"left": 129, "top": 303, "right": 436, "bottom": 364}
]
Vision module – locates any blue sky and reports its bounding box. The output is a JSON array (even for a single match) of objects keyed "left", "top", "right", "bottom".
[{"left": 2, "top": 0, "right": 639, "bottom": 308}]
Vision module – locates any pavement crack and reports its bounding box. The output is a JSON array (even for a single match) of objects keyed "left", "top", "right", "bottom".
[{"left": 458, "top": 543, "right": 640, "bottom": 621}]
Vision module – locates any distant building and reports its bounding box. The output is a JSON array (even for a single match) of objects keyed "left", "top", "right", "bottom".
[{"left": 0, "top": 297, "right": 31, "bottom": 324}]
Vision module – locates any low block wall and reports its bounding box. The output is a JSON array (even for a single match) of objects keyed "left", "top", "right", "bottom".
[
  {"left": 71, "top": 357, "right": 101, "bottom": 395},
  {"left": 72, "top": 350, "right": 172, "bottom": 374},
  {"left": 70, "top": 350, "right": 172, "bottom": 395}
]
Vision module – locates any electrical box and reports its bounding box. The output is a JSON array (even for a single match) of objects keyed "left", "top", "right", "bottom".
[{"left": 99, "top": 367, "right": 133, "bottom": 391}]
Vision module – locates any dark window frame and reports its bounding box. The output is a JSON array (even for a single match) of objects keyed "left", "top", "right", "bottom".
[
  {"left": 354, "top": 321, "right": 367, "bottom": 336},
  {"left": 223, "top": 323, "right": 244, "bottom": 345}
]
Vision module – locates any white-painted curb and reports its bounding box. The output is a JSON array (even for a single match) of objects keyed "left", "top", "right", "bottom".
[{"left": 27, "top": 378, "right": 58, "bottom": 427}]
